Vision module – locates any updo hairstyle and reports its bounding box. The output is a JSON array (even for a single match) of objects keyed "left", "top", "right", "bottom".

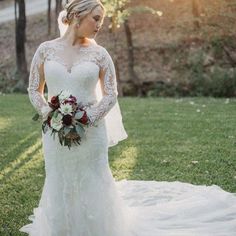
[{"left": 61, "top": 0, "right": 105, "bottom": 25}]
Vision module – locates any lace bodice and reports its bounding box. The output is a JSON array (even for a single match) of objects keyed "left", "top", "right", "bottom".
[{"left": 28, "top": 39, "right": 118, "bottom": 125}]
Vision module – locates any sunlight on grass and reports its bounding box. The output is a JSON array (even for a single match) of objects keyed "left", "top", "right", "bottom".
[
  {"left": 0, "top": 138, "right": 42, "bottom": 182},
  {"left": 16, "top": 143, "right": 43, "bottom": 177},
  {"left": 0, "top": 117, "right": 11, "bottom": 131},
  {"left": 0, "top": 95, "right": 236, "bottom": 235},
  {"left": 1, "top": 131, "right": 39, "bottom": 160},
  {"left": 116, "top": 146, "right": 138, "bottom": 166},
  {"left": 112, "top": 146, "right": 138, "bottom": 179}
]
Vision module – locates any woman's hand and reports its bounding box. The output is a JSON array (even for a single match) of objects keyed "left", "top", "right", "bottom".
[{"left": 41, "top": 105, "right": 53, "bottom": 121}]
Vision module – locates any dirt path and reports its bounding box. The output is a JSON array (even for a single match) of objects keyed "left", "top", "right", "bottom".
[{"left": 0, "top": 0, "right": 55, "bottom": 23}]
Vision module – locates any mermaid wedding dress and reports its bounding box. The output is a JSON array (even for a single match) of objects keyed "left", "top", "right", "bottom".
[{"left": 19, "top": 39, "right": 236, "bottom": 236}]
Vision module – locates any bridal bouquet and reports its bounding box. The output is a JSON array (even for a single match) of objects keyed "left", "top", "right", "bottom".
[{"left": 33, "top": 91, "right": 90, "bottom": 148}]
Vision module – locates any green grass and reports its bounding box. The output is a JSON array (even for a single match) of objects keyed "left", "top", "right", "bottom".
[{"left": 0, "top": 94, "right": 236, "bottom": 235}]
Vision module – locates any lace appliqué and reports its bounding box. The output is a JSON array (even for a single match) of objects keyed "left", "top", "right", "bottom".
[
  {"left": 28, "top": 42, "right": 53, "bottom": 118},
  {"left": 28, "top": 40, "right": 118, "bottom": 124},
  {"left": 84, "top": 48, "right": 118, "bottom": 126}
]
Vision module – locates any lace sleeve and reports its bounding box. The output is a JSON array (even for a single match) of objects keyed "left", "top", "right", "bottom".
[
  {"left": 28, "top": 43, "right": 52, "bottom": 120},
  {"left": 85, "top": 48, "right": 118, "bottom": 125}
]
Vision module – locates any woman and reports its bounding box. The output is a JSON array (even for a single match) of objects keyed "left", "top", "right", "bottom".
[{"left": 20, "top": 0, "right": 236, "bottom": 235}]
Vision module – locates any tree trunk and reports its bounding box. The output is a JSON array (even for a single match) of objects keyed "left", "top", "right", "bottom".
[
  {"left": 192, "top": 0, "right": 201, "bottom": 30},
  {"left": 56, "top": 0, "right": 63, "bottom": 14},
  {"left": 113, "top": 32, "right": 123, "bottom": 97},
  {"left": 55, "top": 0, "right": 63, "bottom": 34},
  {"left": 108, "top": 16, "right": 124, "bottom": 96},
  {"left": 123, "top": 19, "right": 142, "bottom": 96},
  {"left": 14, "top": 0, "right": 28, "bottom": 92},
  {"left": 47, "top": 0, "right": 52, "bottom": 35}
]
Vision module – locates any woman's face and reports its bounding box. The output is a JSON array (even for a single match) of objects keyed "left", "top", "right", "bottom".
[{"left": 76, "top": 6, "right": 104, "bottom": 38}]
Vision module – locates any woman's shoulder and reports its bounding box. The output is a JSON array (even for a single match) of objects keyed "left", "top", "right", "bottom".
[
  {"left": 37, "top": 38, "right": 60, "bottom": 49},
  {"left": 38, "top": 37, "right": 74, "bottom": 50},
  {"left": 34, "top": 38, "right": 68, "bottom": 57},
  {"left": 34, "top": 39, "right": 57, "bottom": 55},
  {"left": 92, "top": 43, "right": 112, "bottom": 59}
]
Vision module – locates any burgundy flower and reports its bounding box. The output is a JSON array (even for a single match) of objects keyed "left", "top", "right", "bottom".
[
  {"left": 50, "top": 96, "right": 60, "bottom": 109},
  {"left": 64, "top": 95, "right": 77, "bottom": 105},
  {"left": 62, "top": 114, "right": 73, "bottom": 126},
  {"left": 79, "top": 111, "right": 89, "bottom": 125},
  {"left": 69, "top": 95, "right": 77, "bottom": 103}
]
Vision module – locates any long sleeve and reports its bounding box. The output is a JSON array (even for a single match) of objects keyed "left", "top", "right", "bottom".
[
  {"left": 85, "top": 48, "right": 118, "bottom": 125},
  {"left": 28, "top": 43, "right": 51, "bottom": 119}
]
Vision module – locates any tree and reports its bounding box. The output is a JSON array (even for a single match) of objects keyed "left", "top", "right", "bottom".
[
  {"left": 123, "top": 18, "right": 138, "bottom": 95},
  {"left": 14, "top": 0, "right": 28, "bottom": 92},
  {"left": 102, "top": 0, "right": 162, "bottom": 96},
  {"left": 192, "top": 0, "right": 201, "bottom": 30},
  {"left": 48, "top": 0, "right": 52, "bottom": 35},
  {"left": 55, "top": 0, "right": 63, "bottom": 33},
  {"left": 47, "top": 0, "right": 68, "bottom": 35}
]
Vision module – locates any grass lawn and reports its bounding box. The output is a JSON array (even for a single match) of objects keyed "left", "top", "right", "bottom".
[{"left": 0, "top": 94, "right": 236, "bottom": 235}]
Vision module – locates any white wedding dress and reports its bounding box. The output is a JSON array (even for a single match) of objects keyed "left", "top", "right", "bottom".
[{"left": 19, "top": 39, "right": 236, "bottom": 236}]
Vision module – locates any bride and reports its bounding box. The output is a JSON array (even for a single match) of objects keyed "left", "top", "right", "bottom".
[{"left": 19, "top": 0, "right": 236, "bottom": 235}]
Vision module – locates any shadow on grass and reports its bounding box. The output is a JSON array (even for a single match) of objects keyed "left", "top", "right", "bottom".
[
  {"left": 109, "top": 131, "right": 236, "bottom": 193},
  {"left": 0, "top": 131, "right": 40, "bottom": 173},
  {"left": 0, "top": 139, "right": 42, "bottom": 185}
]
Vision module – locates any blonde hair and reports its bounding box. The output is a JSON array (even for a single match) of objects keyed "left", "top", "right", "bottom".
[{"left": 61, "top": 0, "right": 105, "bottom": 25}]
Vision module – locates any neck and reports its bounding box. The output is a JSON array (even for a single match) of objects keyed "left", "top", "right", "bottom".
[{"left": 61, "top": 25, "right": 88, "bottom": 47}]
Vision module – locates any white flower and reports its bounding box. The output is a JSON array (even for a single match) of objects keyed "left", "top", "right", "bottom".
[
  {"left": 191, "top": 160, "right": 199, "bottom": 164},
  {"left": 51, "top": 113, "right": 63, "bottom": 131},
  {"left": 59, "top": 103, "right": 73, "bottom": 115},
  {"left": 59, "top": 90, "right": 71, "bottom": 101},
  {"left": 162, "top": 159, "right": 169, "bottom": 163},
  {"left": 196, "top": 109, "right": 201, "bottom": 112},
  {"left": 189, "top": 101, "right": 195, "bottom": 105},
  {"left": 225, "top": 98, "right": 230, "bottom": 104}
]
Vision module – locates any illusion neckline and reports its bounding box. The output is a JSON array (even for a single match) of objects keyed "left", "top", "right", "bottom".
[
  {"left": 53, "top": 38, "right": 98, "bottom": 50},
  {"left": 44, "top": 39, "right": 101, "bottom": 73},
  {"left": 45, "top": 59, "right": 99, "bottom": 75}
]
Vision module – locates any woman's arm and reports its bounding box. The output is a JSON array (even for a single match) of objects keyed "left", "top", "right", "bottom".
[
  {"left": 85, "top": 48, "right": 118, "bottom": 125},
  {"left": 28, "top": 43, "right": 52, "bottom": 120}
]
